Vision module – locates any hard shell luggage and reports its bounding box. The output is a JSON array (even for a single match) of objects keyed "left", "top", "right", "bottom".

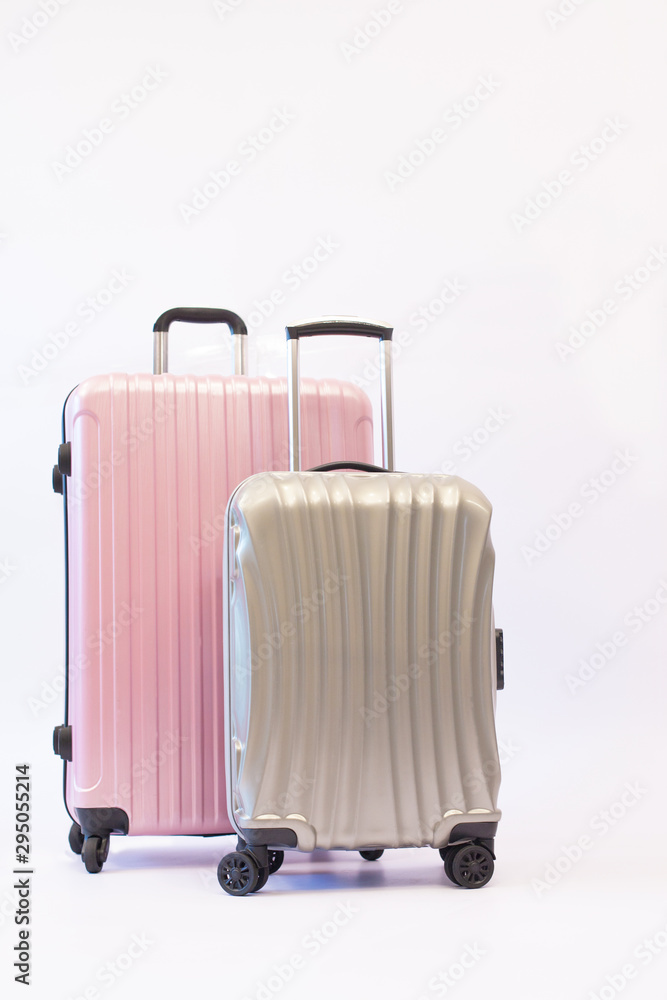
[
  {"left": 52, "top": 308, "right": 375, "bottom": 873},
  {"left": 218, "top": 318, "right": 504, "bottom": 894}
]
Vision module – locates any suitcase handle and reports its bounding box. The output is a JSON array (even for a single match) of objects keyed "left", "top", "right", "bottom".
[
  {"left": 152, "top": 307, "right": 248, "bottom": 375},
  {"left": 286, "top": 317, "right": 392, "bottom": 342},
  {"left": 308, "top": 461, "right": 388, "bottom": 473},
  {"left": 286, "top": 316, "right": 395, "bottom": 473}
]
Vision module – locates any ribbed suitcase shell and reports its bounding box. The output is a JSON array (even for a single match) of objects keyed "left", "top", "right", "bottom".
[
  {"left": 225, "top": 471, "right": 501, "bottom": 852},
  {"left": 64, "top": 374, "right": 373, "bottom": 836}
]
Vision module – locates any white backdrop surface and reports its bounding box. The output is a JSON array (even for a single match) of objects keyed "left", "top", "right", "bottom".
[{"left": 1, "top": 1, "right": 666, "bottom": 998}]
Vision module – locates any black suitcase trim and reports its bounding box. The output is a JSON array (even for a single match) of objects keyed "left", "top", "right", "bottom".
[{"left": 239, "top": 827, "right": 298, "bottom": 849}]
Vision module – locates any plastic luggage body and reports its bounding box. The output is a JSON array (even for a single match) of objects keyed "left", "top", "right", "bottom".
[
  {"left": 52, "top": 308, "right": 374, "bottom": 873},
  {"left": 218, "top": 318, "right": 503, "bottom": 894}
]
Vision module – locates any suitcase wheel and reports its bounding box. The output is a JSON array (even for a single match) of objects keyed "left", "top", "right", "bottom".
[
  {"left": 359, "top": 849, "right": 384, "bottom": 861},
  {"left": 217, "top": 851, "right": 264, "bottom": 896},
  {"left": 254, "top": 863, "right": 270, "bottom": 891},
  {"left": 441, "top": 846, "right": 457, "bottom": 883},
  {"left": 68, "top": 823, "right": 84, "bottom": 856},
  {"left": 268, "top": 850, "right": 284, "bottom": 874},
  {"left": 82, "top": 836, "right": 110, "bottom": 874},
  {"left": 444, "top": 843, "right": 494, "bottom": 889}
]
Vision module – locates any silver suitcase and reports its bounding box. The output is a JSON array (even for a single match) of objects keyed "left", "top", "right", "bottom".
[{"left": 218, "top": 318, "right": 504, "bottom": 894}]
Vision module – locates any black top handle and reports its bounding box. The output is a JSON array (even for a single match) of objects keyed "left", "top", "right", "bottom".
[
  {"left": 308, "top": 461, "right": 389, "bottom": 474},
  {"left": 153, "top": 307, "right": 248, "bottom": 375},
  {"left": 286, "top": 317, "right": 393, "bottom": 341},
  {"left": 154, "top": 307, "right": 247, "bottom": 337}
]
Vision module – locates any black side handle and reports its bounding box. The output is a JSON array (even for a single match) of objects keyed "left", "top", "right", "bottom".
[
  {"left": 286, "top": 317, "right": 392, "bottom": 342},
  {"left": 496, "top": 629, "right": 504, "bottom": 690},
  {"left": 153, "top": 307, "right": 247, "bottom": 337}
]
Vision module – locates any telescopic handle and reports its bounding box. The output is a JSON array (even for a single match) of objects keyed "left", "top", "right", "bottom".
[{"left": 286, "top": 316, "right": 394, "bottom": 472}]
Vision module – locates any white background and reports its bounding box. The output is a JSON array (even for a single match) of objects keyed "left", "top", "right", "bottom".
[{"left": 1, "top": 0, "right": 667, "bottom": 998}]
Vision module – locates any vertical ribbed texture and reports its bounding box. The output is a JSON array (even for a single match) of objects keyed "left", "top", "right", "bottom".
[
  {"left": 230, "top": 472, "right": 499, "bottom": 850},
  {"left": 66, "top": 374, "right": 373, "bottom": 835}
]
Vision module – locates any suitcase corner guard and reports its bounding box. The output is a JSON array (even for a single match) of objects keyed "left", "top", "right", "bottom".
[
  {"left": 238, "top": 827, "right": 298, "bottom": 849},
  {"left": 77, "top": 807, "right": 130, "bottom": 838}
]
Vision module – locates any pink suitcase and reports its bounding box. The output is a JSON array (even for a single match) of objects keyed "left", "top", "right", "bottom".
[{"left": 52, "top": 307, "right": 374, "bottom": 873}]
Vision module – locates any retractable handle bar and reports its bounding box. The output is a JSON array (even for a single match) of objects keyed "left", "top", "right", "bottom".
[{"left": 285, "top": 316, "right": 394, "bottom": 472}]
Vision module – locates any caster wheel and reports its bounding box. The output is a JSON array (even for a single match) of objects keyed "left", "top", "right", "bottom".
[
  {"left": 359, "top": 849, "right": 384, "bottom": 861},
  {"left": 268, "top": 850, "right": 284, "bottom": 874},
  {"left": 252, "top": 865, "right": 270, "bottom": 892},
  {"left": 82, "top": 836, "right": 108, "bottom": 874},
  {"left": 450, "top": 843, "right": 494, "bottom": 889},
  {"left": 217, "top": 852, "right": 260, "bottom": 896},
  {"left": 68, "top": 823, "right": 84, "bottom": 855},
  {"left": 441, "top": 847, "right": 457, "bottom": 883}
]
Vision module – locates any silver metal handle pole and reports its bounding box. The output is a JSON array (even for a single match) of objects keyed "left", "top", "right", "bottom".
[
  {"left": 233, "top": 334, "right": 248, "bottom": 376},
  {"left": 153, "top": 331, "right": 167, "bottom": 375},
  {"left": 379, "top": 339, "right": 394, "bottom": 472},
  {"left": 288, "top": 337, "right": 301, "bottom": 471}
]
